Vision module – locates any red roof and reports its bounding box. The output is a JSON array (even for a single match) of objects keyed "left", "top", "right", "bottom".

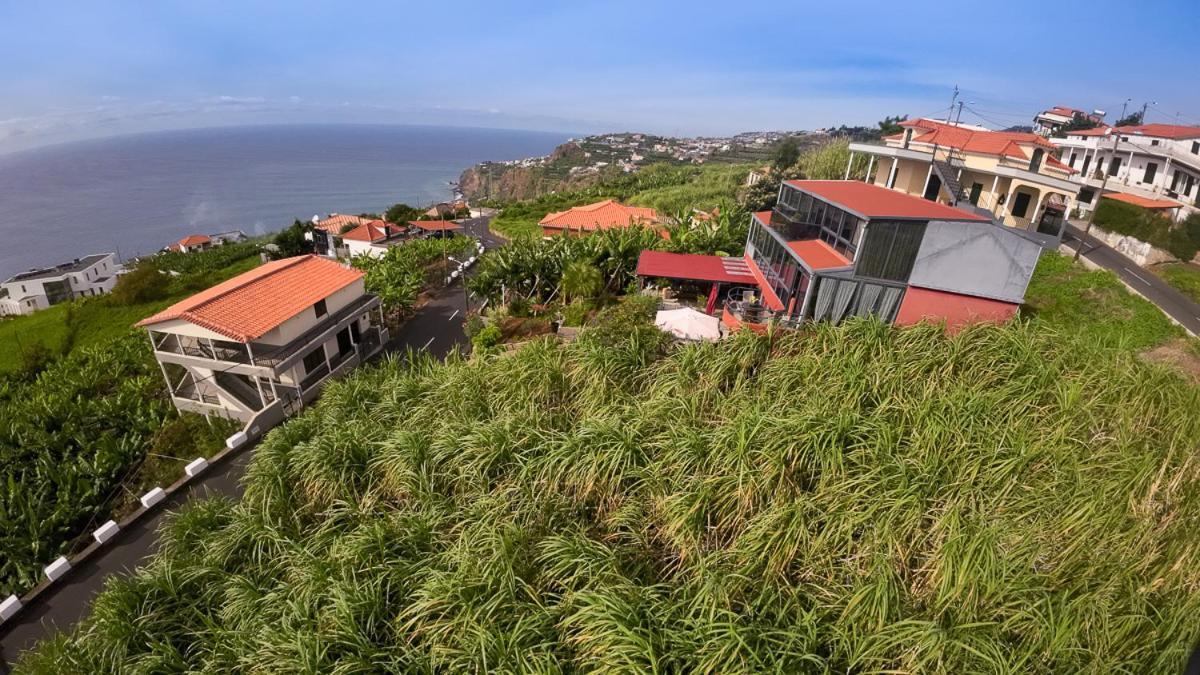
[
  {"left": 178, "top": 234, "right": 211, "bottom": 247},
  {"left": 635, "top": 250, "right": 756, "bottom": 284},
  {"left": 539, "top": 200, "right": 660, "bottom": 231},
  {"left": 1113, "top": 123, "right": 1200, "bottom": 141},
  {"left": 342, "top": 220, "right": 403, "bottom": 242},
  {"left": 1065, "top": 127, "right": 1112, "bottom": 137},
  {"left": 1101, "top": 192, "right": 1182, "bottom": 210},
  {"left": 313, "top": 214, "right": 373, "bottom": 235},
  {"left": 900, "top": 118, "right": 1067, "bottom": 169},
  {"left": 408, "top": 220, "right": 463, "bottom": 232},
  {"left": 894, "top": 286, "right": 1018, "bottom": 332},
  {"left": 136, "top": 255, "right": 364, "bottom": 342},
  {"left": 784, "top": 180, "right": 990, "bottom": 221},
  {"left": 786, "top": 240, "right": 852, "bottom": 270}
]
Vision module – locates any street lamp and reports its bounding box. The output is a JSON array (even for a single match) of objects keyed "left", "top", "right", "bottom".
[{"left": 448, "top": 256, "right": 470, "bottom": 310}]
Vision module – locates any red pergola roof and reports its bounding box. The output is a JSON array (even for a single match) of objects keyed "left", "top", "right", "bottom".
[
  {"left": 1101, "top": 192, "right": 1182, "bottom": 210},
  {"left": 408, "top": 220, "right": 463, "bottom": 232},
  {"left": 636, "top": 250, "right": 756, "bottom": 285},
  {"left": 784, "top": 180, "right": 991, "bottom": 221}
]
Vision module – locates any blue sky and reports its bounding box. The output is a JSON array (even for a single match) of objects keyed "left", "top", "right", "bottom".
[{"left": 2, "top": 0, "right": 1198, "bottom": 152}]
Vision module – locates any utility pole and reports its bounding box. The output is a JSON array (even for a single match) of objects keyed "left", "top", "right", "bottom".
[
  {"left": 953, "top": 101, "right": 965, "bottom": 126},
  {"left": 1119, "top": 98, "right": 1131, "bottom": 123},
  {"left": 1073, "top": 129, "right": 1123, "bottom": 263},
  {"left": 947, "top": 85, "right": 960, "bottom": 123},
  {"left": 1140, "top": 101, "right": 1156, "bottom": 125}
]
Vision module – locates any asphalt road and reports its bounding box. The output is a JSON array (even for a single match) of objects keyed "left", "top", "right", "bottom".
[
  {"left": 0, "top": 217, "right": 498, "bottom": 669},
  {"left": 1062, "top": 223, "right": 1200, "bottom": 336}
]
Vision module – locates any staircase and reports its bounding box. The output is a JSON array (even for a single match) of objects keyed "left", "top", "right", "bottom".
[
  {"left": 214, "top": 371, "right": 264, "bottom": 412},
  {"left": 928, "top": 144, "right": 966, "bottom": 205}
]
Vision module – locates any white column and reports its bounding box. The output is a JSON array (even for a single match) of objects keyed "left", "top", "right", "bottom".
[
  {"left": 1030, "top": 191, "right": 1047, "bottom": 230},
  {"left": 988, "top": 174, "right": 1001, "bottom": 210},
  {"left": 844, "top": 152, "right": 856, "bottom": 180},
  {"left": 921, "top": 163, "right": 935, "bottom": 197},
  {"left": 864, "top": 155, "right": 876, "bottom": 183},
  {"left": 1160, "top": 158, "right": 1172, "bottom": 195},
  {"left": 1002, "top": 182, "right": 1018, "bottom": 220},
  {"left": 887, "top": 157, "right": 898, "bottom": 188}
]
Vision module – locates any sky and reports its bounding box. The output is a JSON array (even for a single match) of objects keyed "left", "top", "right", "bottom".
[{"left": 2, "top": 0, "right": 1199, "bottom": 154}]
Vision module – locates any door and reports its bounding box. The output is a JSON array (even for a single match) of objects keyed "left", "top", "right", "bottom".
[
  {"left": 923, "top": 174, "right": 942, "bottom": 201},
  {"left": 336, "top": 327, "right": 353, "bottom": 355},
  {"left": 968, "top": 182, "right": 983, "bottom": 205}
]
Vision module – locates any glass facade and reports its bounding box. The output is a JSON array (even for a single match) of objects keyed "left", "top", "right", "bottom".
[
  {"left": 776, "top": 183, "right": 865, "bottom": 258},
  {"left": 852, "top": 220, "right": 926, "bottom": 283},
  {"left": 747, "top": 217, "right": 808, "bottom": 312}
]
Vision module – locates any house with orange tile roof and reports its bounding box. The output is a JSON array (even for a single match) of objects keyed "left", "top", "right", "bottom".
[
  {"left": 538, "top": 200, "right": 660, "bottom": 236},
  {"left": 849, "top": 118, "right": 1081, "bottom": 240},
  {"left": 136, "top": 255, "right": 387, "bottom": 427},
  {"left": 310, "top": 214, "right": 376, "bottom": 257},
  {"left": 1032, "top": 106, "right": 1106, "bottom": 137},
  {"left": 341, "top": 220, "right": 408, "bottom": 258},
  {"left": 168, "top": 234, "right": 213, "bottom": 253},
  {"left": 1050, "top": 122, "right": 1200, "bottom": 222}
]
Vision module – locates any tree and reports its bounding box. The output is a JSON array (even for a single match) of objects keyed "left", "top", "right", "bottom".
[
  {"left": 384, "top": 203, "right": 423, "bottom": 224},
  {"left": 877, "top": 114, "right": 908, "bottom": 136},
  {"left": 560, "top": 260, "right": 603, "bottom": 303},
  {"left": 272, "top": 220, "right": 314, "bottom": 258},
  {"left": 1114, "top": 111, "right": 1143, "bottom": 127},
  {"left": 771, "top": 138, "right": 800, "bottom": 172}
]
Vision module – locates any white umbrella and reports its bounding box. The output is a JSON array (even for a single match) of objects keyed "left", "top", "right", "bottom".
[{"left": 655, "top": 307, "right": 721, "bottom": 342}]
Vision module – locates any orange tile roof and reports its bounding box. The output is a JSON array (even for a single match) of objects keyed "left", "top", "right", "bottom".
[
  {"left": 178, "top": 234, "right": 211, "bottom": 247},
  {"left": 538, "top": 200, "right": 660, "bottom": 231},
  {"left": 342, "top": 220, "right": 403, "bottom": 242},
  {"left": 409, "top": 220, "right": 463, "bottom": 232},
  {"left": 1101, "top": 192, "right": 1182, "bottom": 210},
  {"left": 1065, "top": 126, "right": 1112, "bottom": 137},
  {"left": 901, "top": 118, "right": 1069, "bottom": 169},
  {"left": 313, "top": 214, "right": 373, "bottom": 234},
  {"left": 136, "top": 255, "right": 364, "bottom": 342},
  {"left": 1113, "top": 123, "right": 1200, "bottom": 140},
  {"left": 786, "top": 240, "right": 852, "bottom": 270},
  {"left": 784, "top": 180, "right": 991, "bottom": 221}
]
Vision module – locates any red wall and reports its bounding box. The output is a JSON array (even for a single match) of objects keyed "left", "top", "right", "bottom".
[{"left": 894, "top": 286, "right": 1018, "bottom": 332}]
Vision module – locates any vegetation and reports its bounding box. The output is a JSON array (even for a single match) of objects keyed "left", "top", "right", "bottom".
[
  {"left": 384, "top": 202, "right": 424, "bottom": 224},
  {"left": 19, "top": 314, "right": 1200, "bottom": 672},
  {"left": 1023, "top": 252, "right": 1182, "bottom": 351},
  {"left": 489, "top": 163, "right": 752, "bottom": 239},
  {"left": 270, "top": 219, "right": 315, "bottom": 258},
  {"left": 1114, "top": 111, "right": 1143, "bottom": 127},
  {"left": 0, "top": 334, "right": 234, "bottom": 598},
  {"left": 1093, "top": 198, "right": 1200, "bottom": 260},
  {"left": 1154, "top": 262, "right": 1200, "bottom": 303},
  {"left": 351, "top": 236, "right": 475, "bottom": 316},
  {"left": 740, "top": 139, "right": 869, "bottom": 211},
  {"left": 1054, "top": 115, "right": 1102, "bottom": 137},
  {"left": 877, "top": 114, "right": 908, "bottom": 136}
]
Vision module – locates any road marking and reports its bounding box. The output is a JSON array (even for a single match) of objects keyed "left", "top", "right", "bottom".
[
  {"left": 448, "top": 309, "right": 459, "bottom": 321},
  {"left": 1123, "top": 267, "right": 1152, "bottom": 285},
  {"left": 422, "top": 337, "right": 435, "bottom": 350}
]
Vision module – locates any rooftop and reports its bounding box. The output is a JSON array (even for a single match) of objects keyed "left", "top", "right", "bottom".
[
  {"left": 635, "top": 250, "right": 756, "bottom": 285},
  {"left": 409, "top": 220, "right": 463, "bottom": 232},
  {"left": 6, "top": 253, "right": 112, "bottom": 283},
  {"left": 784, "top": 180, "right": 991, "bottom": 222},
  {"left": 342, "top": 220, "right": 404, "bottom": 242},
  {"left": 178, "top": 234, "right": 211, "bottom": 247},
  {"left": 313, "top": 214, "right": 373, "bottom": 235},
  {"left": 539, "top": 200, "right": 660, "bottom": 231},
  {"left": 1114, "top": 123, "right": 1200, "bottom": 141},
  {"left": 1101, "top": 192, "right": 1182, "bottom": 210},
  {"left": 137, "top": 255, "right": 364, "bottom": 342}
]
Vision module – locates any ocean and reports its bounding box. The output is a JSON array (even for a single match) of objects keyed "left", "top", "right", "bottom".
[{"left": 0, "top": 124, "right": 567, "bottom": 279}]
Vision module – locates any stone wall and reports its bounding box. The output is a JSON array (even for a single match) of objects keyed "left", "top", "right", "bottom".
[{"left": 1090, "top": 226, "right": 1177, "bottom": 266}]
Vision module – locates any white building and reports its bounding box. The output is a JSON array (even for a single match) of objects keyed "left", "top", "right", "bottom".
[
  {"left": 1051, "top": 123, "right": 1200, "bottom": 221},
  {"left": 137, "top": 255, "right": 387, "bottom": 429},
  {"left": 342, "top": 220, "right": 408, "bottom": 259},
  {"left": 1032, "top": 106, "right": 1105, "bottom": 138},
  {"left": 0, "top": 253, "right": 120, "bottom": 316}
]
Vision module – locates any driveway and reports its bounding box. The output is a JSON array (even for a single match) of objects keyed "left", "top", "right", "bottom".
[
  {"left": 1062, "top": 223, "right": 1200, "bottom": 335},
  {"left": 0, "top": 217, "right": 498, "bottom": 669}
]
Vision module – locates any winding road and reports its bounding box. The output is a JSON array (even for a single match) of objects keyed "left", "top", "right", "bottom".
[{"left": 0, "top": 217, "right": 500, "bottom": 668}]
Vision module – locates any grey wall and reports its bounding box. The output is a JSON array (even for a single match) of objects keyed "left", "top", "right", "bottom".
[{"left": 908, "top": 220, "right": 1042, "bottom": 304}]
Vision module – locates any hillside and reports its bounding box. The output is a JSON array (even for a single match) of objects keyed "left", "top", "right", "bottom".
[
  {"left": 18, "top": 314, "right": 1200, "bottom": 673},
  {"left": 459, "top": 130, "right": 826, "bottom": 202}
]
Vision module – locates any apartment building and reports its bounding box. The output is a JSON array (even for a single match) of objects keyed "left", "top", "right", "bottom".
[
  {"left": 1032, "top": 106, "right": 1106, "bottom": 137},
  {"left": 0, "top": 253, "right": 120, "bottom": 316},
  {"left": 848, "top": 118, "right": 1081, "bottom": 242},
  {"left": 137, "top": 255, "right": 387, "bottom": 430},
  {"left": 1050, "top": 123, "right": 1200, "bottom": 221}
]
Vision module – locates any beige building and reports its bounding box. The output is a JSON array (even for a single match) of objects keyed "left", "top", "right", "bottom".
[{"left": 848, "top": 118, "right": 1082, "bottom": 242}]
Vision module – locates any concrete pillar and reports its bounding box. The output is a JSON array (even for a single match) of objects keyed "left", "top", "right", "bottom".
[
  {"left": 864, "top": 155, "right": 876, "bottom": 183},
  {"left": 844, "top": 151, "right": 856, "bottom": 180},
  {"left": 1002, "top": 181, "right": 1018, "bottom": 220},
  {"left": 921, "top": 163, "right": 935, "bottom": 198},
  {"left": 887, "top": 158, "right": 898, "bottom": 188},
  {"left": 1030, "top": 191, "right": 1047, "bottom": 231},
  {"left": 988, "top": 175, "right": 1001, "bottom": 211}
]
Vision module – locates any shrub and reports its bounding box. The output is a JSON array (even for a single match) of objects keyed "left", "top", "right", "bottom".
[
  {"left": 1094, "top": 199, "right": 1200, "bottom": 260},
  {"left": 471, "top": 324, "right": 502, "bottom": 352},
  {"left": 22, "top": 321, "right": 1200, "bottom": 672},
  {"left": 109, "top": 264, "right": 170, "bottom": 305}
]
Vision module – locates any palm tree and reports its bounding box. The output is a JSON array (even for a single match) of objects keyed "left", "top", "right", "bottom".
[{"left": 560, "top": 260, "right": 603, "bottom": 303}]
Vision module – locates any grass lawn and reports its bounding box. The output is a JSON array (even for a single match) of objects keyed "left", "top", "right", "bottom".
[
  {"left": 1022, "top": 251, "right": 1184, "bottom": 352},
  {"left": 0, "top": 255, "right": 261, "bottom": 374},
  {"left": 1153, "top": 262, "right": 1200, "bottom": 304}
]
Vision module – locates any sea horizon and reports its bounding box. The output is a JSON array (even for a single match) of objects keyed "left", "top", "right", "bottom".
[{"left": 0, "top": 123, "right": 569, "bottom": 279}]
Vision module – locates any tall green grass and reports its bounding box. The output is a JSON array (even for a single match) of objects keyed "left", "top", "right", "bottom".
[{"left": 19, "top": 318, "right": 1200, "bottom": 673}]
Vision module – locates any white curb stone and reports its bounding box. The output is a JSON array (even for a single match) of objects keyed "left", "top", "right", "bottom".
[
  {"left": 0, "top": 595, "right": 21, "bottom": 622},
  {"left": 225, "top": 431, "right": 248, "bottom": 449},
  {"left": 93, "top": 520, "right": 120, "bottom": 544},
  {"left": 185, "top": 457, "right": 209, "bottom": 477},
  {"left": 140, "top": 487, "right": 166, "bottom": 508},
  {"left": 44, "top": 556, "right": 71, "bottom": 582}
]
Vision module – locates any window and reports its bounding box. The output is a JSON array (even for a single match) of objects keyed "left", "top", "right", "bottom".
[
  {"left": 1171, "top": 170, "right": 1183, "bottom": 192},
  {"left": 1193, "top": 141, "right": 1199, "bottom": 155},
  {"left": 1081, "top": 155, "right": 1091, "bottom": 177},
  {"left": 1108, "top": 157, "right": 1122, "bottom": 177},
  {"left": 302, "top": 347, "right": 326, "bottom": 374},
  {"left": 1029, "top": 148, "right": 1044, "bottom": 172},
  {"left": 1078, "top": 188, "right": 1095, "bottom": 204},
  {"left": 855, "top": 221, "right": 926, "bottom": 283},
  {"left": 1151, "top": 139, "right": 1160, "bottom": 146},
  {"left": 1069, "top": 151, "right": 1078, "bottom": 168},
  {"left": 1011, "top": 192, "right": 1032, "bottom": 218},
  {"left": 968, "top": 182, "right": 983, "bottom": 205},
  {"left": 313, "top": 299, "right": 328, "bottom": 318},
  {"left": 1143, "top": 162, "right": 1157, "bottom": 184}
]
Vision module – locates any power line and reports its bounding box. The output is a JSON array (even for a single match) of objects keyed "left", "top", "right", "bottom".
[{"left": 960, "top": 105, "right": 1015, "bottom": 130}]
